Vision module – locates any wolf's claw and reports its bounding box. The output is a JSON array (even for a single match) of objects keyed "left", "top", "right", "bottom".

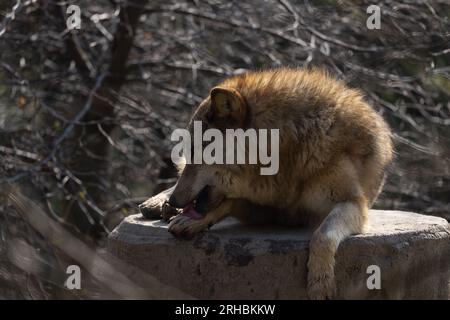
[
  {"left": 139, "top": 196, "right": 179, "bottom": 221},
  {"left": 307, "top": 272, "right": 336, "bottom": 300},
  {"left": 168, "top": 214, "right": 207, "bottom": 239}
]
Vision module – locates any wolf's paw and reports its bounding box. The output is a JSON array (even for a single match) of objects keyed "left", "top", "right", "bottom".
[
  {"left": 139, "top": 195, "right": 179, "bottom": 221},
  {"left": 307, "top": 273, "right": 336, "bottom": 300},
  {"left": 168, "top": 215, "right": 208, "bottom": 239}
]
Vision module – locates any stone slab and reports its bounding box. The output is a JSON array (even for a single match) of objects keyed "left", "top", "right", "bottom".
[{"left": 107, "top": 210, "right": 450, "bottom": 299}]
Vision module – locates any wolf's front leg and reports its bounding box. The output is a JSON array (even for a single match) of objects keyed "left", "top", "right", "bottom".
[
  {"left": 307, "top": 198, "right": 368, "bottom": 300},
  {"left": 168, "top": 199, "right": 233, "bottom": 239},
  {"left": 139, "top": 184, "right": 180, "bottom": 221}
]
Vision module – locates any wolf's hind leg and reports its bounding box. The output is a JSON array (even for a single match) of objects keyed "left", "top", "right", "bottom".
[
  {"left": 139, "top": 184, "right": 180, "bottom": 221},
  {"left": 307, "top": 197, "right": 368, "bottom": 300}
]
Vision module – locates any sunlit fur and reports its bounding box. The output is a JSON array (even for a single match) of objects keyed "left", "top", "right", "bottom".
[
  {"left": 188, "top": 67, "right": 393, "bottom": 225},
  {"left": 142, "top": 67, "right": 394, "bottom": 299}
]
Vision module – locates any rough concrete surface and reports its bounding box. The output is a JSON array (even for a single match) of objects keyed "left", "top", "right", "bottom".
[{"left": 107, "top": 210, "right": 450, "bottom": 299}]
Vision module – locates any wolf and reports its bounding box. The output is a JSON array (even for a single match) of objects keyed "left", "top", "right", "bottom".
[{"left": 139, "top": 68, "right": 394, "bottom": 299}]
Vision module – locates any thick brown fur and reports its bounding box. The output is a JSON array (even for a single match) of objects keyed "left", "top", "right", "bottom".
[{"left": 139, "top": 67, "right": 393, "bottom": 299}]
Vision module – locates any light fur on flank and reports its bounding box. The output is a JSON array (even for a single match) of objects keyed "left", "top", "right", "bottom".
[{"left": 139, "top": 67, "right": 394, "bottom": 299}]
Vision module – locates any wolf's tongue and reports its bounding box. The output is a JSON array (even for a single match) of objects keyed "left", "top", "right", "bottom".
[{"left": 181, "top": 202, "right": 203, "bottom": 220}]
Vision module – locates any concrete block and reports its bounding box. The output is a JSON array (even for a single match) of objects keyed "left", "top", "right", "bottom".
[{"left": 107, "top": 210, "right": 450, "bottom": 299}]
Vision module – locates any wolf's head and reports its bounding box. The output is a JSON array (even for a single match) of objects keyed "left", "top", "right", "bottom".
[{"left": 168, "top": 86, "right": 249, "bottom": 215}]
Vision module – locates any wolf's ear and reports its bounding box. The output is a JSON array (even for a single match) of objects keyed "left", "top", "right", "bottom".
[{"left": 208, "top": 87, "right": 247, "bottom": 126}]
